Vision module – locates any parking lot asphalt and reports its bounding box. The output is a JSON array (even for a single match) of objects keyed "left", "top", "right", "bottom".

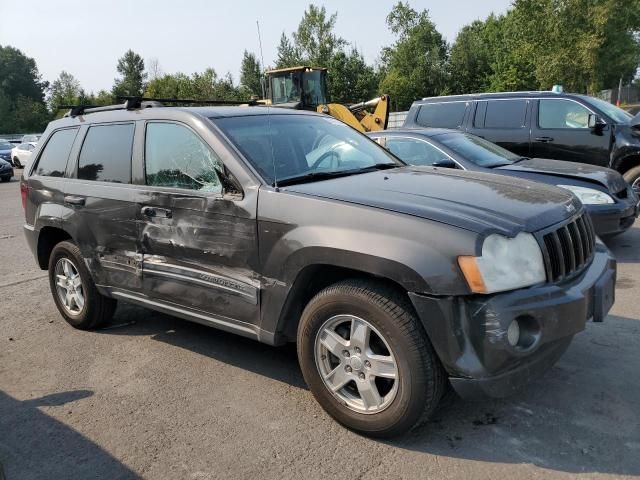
[{"left": 1, "top": 175, "right": 639, "bottom": 480}]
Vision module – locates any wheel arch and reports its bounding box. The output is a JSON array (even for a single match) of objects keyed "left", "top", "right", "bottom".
[
  {"left": 36, "top": 226, "right": 73, "bottom": 269},
  {"left": 272, "top": 262, "right": 419, "bottom": 344}
]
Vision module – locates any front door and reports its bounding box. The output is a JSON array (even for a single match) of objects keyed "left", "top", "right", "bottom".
[
  {"left": 136, "top": 121, "right": 260, "bottom": 330},
  {"left": 531, "top": 98, "right": 611, "bottom": 166}
]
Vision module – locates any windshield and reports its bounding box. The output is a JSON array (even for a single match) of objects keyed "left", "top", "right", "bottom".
[
  {"left": 212, "top": 114, "right": 400, "bottom": 185},
  {"left": 437, "top": 133, "right": 521, "bottom": 168},
  {"left": 583, "top": 96, "right": 633, "bottom": 124},
  {"left": 0, "top": 142, "right": 13, "bottom": 150}
]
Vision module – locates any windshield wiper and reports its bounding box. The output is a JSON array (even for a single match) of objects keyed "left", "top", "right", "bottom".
[{"left": 276, "top": 164, "right": 399, "bottom": 187}]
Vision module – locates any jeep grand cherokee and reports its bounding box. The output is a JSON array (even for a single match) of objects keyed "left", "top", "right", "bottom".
[{"left": 22, "top": 102, "right": 616, "bottom": 437}]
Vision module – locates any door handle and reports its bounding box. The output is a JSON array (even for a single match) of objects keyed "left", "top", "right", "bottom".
[
  {"left": 64, "top": 195, "right": 85, "bottom": 206},
  {"left": 535, "top": 136, "right": 554, "bottom": 143},
  {"left": 141, "top": 206, "right": 172, "bottom": 218}
]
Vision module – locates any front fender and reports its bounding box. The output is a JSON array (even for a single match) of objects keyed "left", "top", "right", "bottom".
[{"left": 257, "top": 189, "right": 478, "bottom": 342}]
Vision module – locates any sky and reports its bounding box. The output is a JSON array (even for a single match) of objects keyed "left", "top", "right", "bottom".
[{"left": 0, "top": 0, "right": 512, "bottom": 94}]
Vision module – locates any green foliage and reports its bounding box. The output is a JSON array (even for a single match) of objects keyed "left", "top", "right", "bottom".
[
  {"left": 277, "top": 4, "right": 378, "bottom": 103},
  {"left": 240, "top": 50, "right": 263, "bottom": 97},
  {"left": 112, "top": 49, "right": 147, "bottom": 98},
  {"left": 144, "top": 68, "right": 244, "bottom": 101},
  {"left": 48, "top": 71, "right": 82, "bottom": 110},
  {"left": 328, "top": 48, "right": 379, "bottom": 103},
  {"left": 0, "top": 45, "right": 49, "bottom": 133},
  {"left": 448, "top": 0, "right": 640, "bottom": 95},
  {"left": 276, "top": 33, "right": 302, "bottom": 68},
  {"left": 378, "top": 2, "right": 448, "bottom": 109},
  {"left": 292, "top": 5, "right": 346, "bottom": 67}
]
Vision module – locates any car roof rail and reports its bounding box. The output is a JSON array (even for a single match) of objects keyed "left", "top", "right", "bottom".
[{"left": 60, "top": 96, "right": 258, "bottom": 118}]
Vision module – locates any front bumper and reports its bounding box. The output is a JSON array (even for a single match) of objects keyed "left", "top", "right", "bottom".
[
  {"left": 409, "top": 242, "right": 616, "bottom": 400},
  {"left": 586, "top": 192, "right": 639, "bottom": 236},
  {"left": 0, "top": 167, "right": 13, "bottom": 179}
]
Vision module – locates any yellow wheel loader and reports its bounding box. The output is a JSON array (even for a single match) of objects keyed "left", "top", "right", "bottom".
[{"left": 262, "top": 66, "right": 389, "bottom": 132}]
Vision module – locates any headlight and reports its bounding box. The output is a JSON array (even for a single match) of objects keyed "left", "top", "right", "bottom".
[
  {"left": 458, "top": 232, "right": 546, "bottom": 294},
  {"left": 557, "top": 185, "right": 613, "bottom": 205}
]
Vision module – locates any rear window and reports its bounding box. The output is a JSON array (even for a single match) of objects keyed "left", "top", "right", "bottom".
[
  {"left": 416, "top": 102, "right": 467, "bottom": 128},
  {"left": 78, "top": 124, "right": 134, "bottom": 183},
  {"left": 34, "top": 128, "right": 78, "bottom": 177},
  {"left": 478, "top": 100, "right": 527, "bottom": 129}
]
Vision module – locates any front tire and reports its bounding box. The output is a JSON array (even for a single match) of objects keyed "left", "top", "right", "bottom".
[
  {"left": 297, "top": 279, "right": 446, "bottom": 438},
  {"left": 13, "top": 157, "right": 21, "bottom": 168},
  {"left": 48, "top": 240, "right": 116, "bottom": 330}
]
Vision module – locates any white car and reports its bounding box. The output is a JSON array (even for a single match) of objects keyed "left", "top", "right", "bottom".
[{"left": 11, "top": 142, "right": 36, "bottom": 168}]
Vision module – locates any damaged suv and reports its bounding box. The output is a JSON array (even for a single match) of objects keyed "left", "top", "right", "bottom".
[{"left": 22, "top": 102, "right": 616, "bottom": 437}]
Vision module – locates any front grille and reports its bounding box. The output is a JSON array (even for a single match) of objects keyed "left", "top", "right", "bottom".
[{"left": 540, "top": 213, "right": 595, "bottom": 282}]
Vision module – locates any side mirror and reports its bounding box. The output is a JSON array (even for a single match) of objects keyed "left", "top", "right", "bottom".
[
  {"left": 588, "top": 113, "right": 605, "bottom": 132},
  {"left": 432, "top": 158, "right": 457, "bottom": 169}
]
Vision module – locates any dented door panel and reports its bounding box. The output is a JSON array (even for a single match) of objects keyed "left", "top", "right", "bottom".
[
  {"left": 62, "top": 181, "right": 142, "bottom": 290},
  {"left": 135, "top": 187, "right": 261, "bottom": 326}
]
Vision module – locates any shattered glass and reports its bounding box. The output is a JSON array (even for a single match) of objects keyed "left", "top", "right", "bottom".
[{"left": 145, "top": 123, "right": 223, "bottom": 194}]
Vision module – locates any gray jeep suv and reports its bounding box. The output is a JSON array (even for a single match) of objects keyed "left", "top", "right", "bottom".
[{"left": 22, "top": 101, "right": 616, "bottom": 437}]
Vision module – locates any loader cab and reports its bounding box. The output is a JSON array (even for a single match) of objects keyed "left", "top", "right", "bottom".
[{"left": 266, "top": 66, "right": 329, "bottom": 110}]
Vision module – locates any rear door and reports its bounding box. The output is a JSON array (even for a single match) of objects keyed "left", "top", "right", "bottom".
[
  {"left": 62, "top": 122, "right": 142, "bottom": 292},
  {"left": 531, "top": 98, "right": 611, "bottom": 166},
  {"left": 136, "top": 120, "right": 260, "bottom": 329},
  {"left": 467, "top": 99, "right": 531, "bottom": 157}
]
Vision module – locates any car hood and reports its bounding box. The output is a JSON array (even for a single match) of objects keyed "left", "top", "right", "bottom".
[
  {"left": 496, "top": 158, "right": 627, "bottom": 193},
  {"left": 283, "top": 166, "right": 579, "bottom": 236},
  {"left": 631, "top": 111, "right": 640, "bottom": 126}
]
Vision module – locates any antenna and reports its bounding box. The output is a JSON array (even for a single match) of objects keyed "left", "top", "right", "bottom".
[{"left": 256, "top": 20, "right": 266, "bottom": 99}]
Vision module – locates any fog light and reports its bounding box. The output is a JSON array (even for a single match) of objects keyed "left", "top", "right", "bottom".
[{"left": 507, "top": 320, "right": 520, "bottom": 347}]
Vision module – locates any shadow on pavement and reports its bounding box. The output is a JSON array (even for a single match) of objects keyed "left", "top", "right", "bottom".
[
  {"left": 0, "top": 389, "right": 139, "bottom": 480},
  {"left": 99, "top": 301, "right": 640, "bottom": 477}
]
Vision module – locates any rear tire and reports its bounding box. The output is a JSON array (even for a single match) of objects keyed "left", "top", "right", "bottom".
[
  {"left": 623, "top": 165, "right": 640, "bottom": 194},
  {"left": 48, "top": 240, "right": 116, "bottom": 330},
  {"left": 297, "top": 279, "right": 446, "bottom": 438}
]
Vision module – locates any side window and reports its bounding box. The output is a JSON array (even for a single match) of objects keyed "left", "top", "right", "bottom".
[
  {"left": 483, "top": 99, "right": 527, "bottom": 129},
  {"left": 145, "top": 122, "right": 223, "bottom": 193},
  {"left": 33, "top": 128, "right": 78, "bottom": 177},
  {"left": 386, "top": 138, "right": 452, "bottom": 166},
  {"left": 416, "top": 102, "right": 467, "bottom": 129},
  {"left": 78, "top": 124, "right": 134, "bottom": 183},
  {"left": 539, "top": 99, "right": 590, "bottom": 129}
]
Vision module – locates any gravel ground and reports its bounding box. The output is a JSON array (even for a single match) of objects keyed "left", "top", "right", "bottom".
[{"left": 1, "top": 175, "right": 639, "bottom": 480}]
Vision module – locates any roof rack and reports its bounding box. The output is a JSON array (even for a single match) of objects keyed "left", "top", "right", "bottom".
[{"left": 60, "top": 96, "right": 258, "bottom": 117}]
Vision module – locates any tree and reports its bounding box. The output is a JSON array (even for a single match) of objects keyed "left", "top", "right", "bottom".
[
  {"left": 379, "top": 2, "right": 448, "bottom": 110},
  {"left": 240, "top": 50, "right": 263, "bottom": 97},
  {"left": 276, "top": 32, "right": 301, "bottom": 68},
  {"left": 448, "top": 21, "right": 494, "bottom": 94},
  {"left": 0, "top": 45, "right": 49, "bottom": 133},
  {"left": 147, "top": 57, "right": 163, "bottom": 81},
  {"left": 144, "top": 68, "right": 244, "bottom": 101},
  {"left": 292, "top": 5, "right": 346, "bottom": 66},
  {"left": 48, "top": 71, "right": 82, "bottom": 110},
  {"left": 112, "top": 49, "right": 147, "bottom": 98},
  {"left": 328, "top": 48, "right": 379, "bottom": 103}
]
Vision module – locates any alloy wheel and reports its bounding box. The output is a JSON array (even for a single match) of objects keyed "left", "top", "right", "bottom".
[
  {"left": 54, "top": 257, "right": 85, "bottom": 315},
  {"left": 314, "top": 314, "right": 399, "bottom": 414}
]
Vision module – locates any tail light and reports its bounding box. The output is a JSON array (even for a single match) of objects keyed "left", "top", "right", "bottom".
[{"left": 20, "top": 182, "right": 28, "bottom": 210}]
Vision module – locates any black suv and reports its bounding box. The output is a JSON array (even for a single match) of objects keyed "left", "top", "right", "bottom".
[
  {"left": 404, "top": 92, "right": 640, "bottom": 191},
  {"left": 22, "top": 102, "right": 616, "bottom": 437}
]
